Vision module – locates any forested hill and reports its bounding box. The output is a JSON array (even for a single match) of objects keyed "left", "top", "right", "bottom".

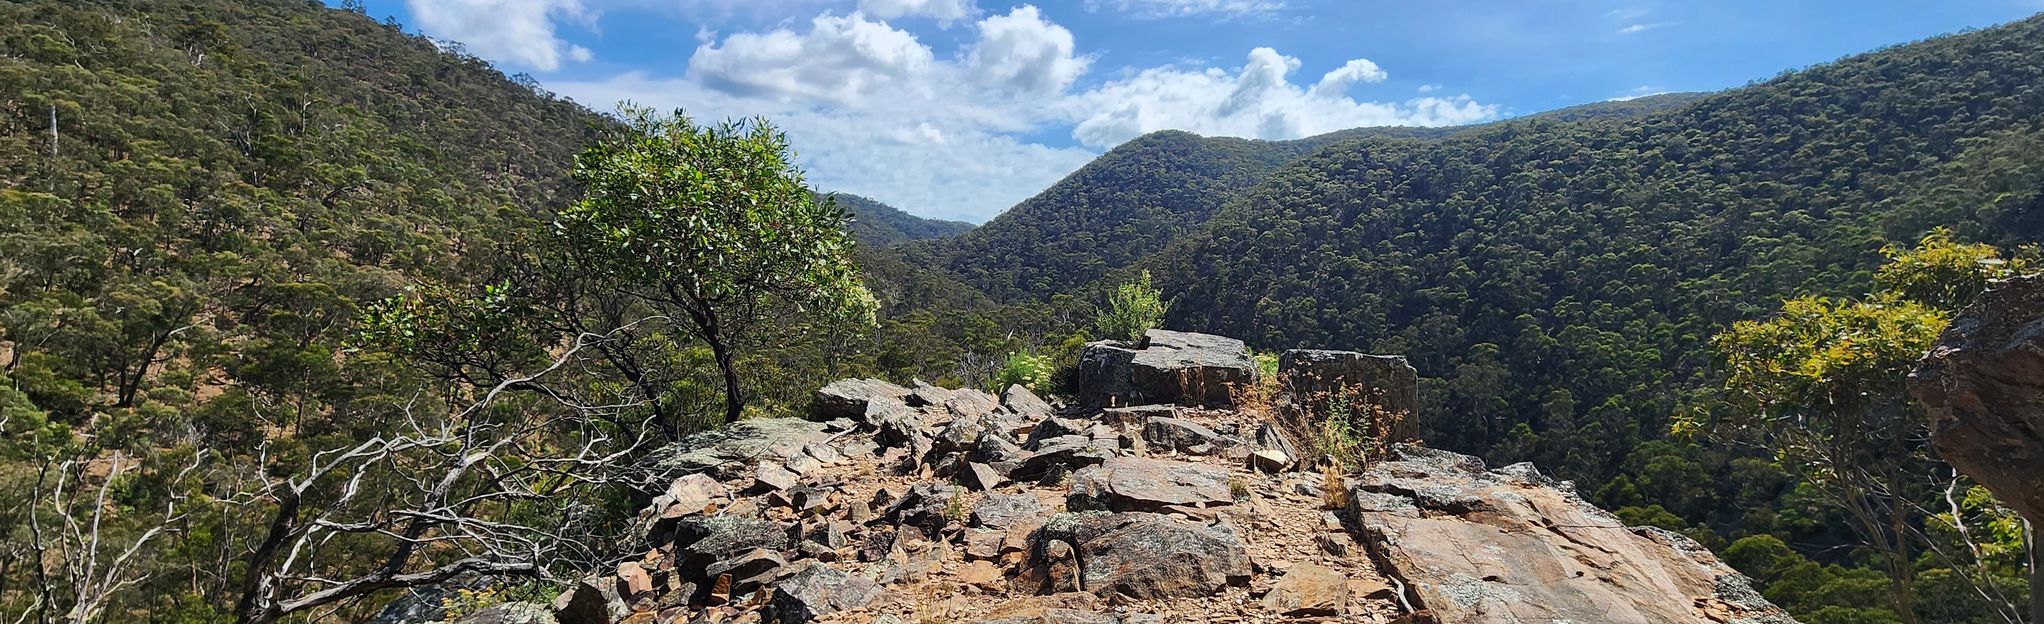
[
  {"left": 829, "top": 192, "right": 975, "bottom": 247},
  {"left": 904, "top": 91, "right": 1710, "bottom": 303},
  {"left": 1152, "top": 11, "right": 2044, "bottom": 524}
]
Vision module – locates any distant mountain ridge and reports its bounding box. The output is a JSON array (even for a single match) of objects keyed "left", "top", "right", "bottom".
[
  {"left": 827, "top": 192, "right": 975, "bottom": 247},
  {"left": 904, "top": 91, "right": 1711, "bottom": 303}
]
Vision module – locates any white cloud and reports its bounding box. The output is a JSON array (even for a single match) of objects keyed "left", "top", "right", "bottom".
[
  {"left": 968, "top": 5, "right": 1089, "bottom": 95},
  {"left": 1311, "top": 58, "right": 1388, "bottom": 98},
  {"left": 405, "top": 0, "right": 593, "bottom": 71},
  {"left": 1617, "top": 21, "right": 1676, "bottom": 35},
  {"left": 1416, "top": 83, "right": 1441, "bottom": 94},
  {"left": 1084, "top": 0, "right": 1285, "bottom": 18},
  {"left": 1608, "top": 85, "right": 1672, "bottom": 101},
  {"left": 547, "top": 6, "right": 1493, "bottom": 222},
  {"left": 1063, "top": 48, "right": 1496, "bottom": 148},
  {"left": 858, "top": 0, "right": 976, "bottom": 25},
  {"left": 689, "top": 12, "right": 935, "bottom": 105}
]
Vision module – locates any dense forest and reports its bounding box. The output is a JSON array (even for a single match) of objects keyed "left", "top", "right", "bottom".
[{"left": 4, "top": 0, "right": 2044, "bottom": 622}]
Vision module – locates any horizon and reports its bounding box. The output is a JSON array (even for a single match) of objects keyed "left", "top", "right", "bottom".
[{"left": 339, "top": 0, "right": 2042, "bottom": 223}]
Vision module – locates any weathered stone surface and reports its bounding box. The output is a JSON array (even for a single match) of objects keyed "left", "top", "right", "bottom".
[
  {"left": 453, "top": 602, "right": 556, "bottom": 624},
  {"left": 550, "top": 575, "right": 627, "bottom": 624},
  {"left": 752, "top": 462, "right": 799, "bottom": 492},
  {"left": 671, "top": 516, "right": 790, "bottom": 576},
  {"left": 1345, "top": 444, "right": 1797, "bottom": 624},
  {"left": 1910, "top": 274, "right": 2044, "bottom": 523},
  {"left": 765, "top": 563, "right": 883, "bottom": 624},
  {"left": 1066, "top": 457, "right": 1233, "bottom": 512},
  {"left": 1075, "top": 341, "right": 1139, "bottom": 407},
  {"left": 1140, "top": 417, "right": 1234, "bottom": 455},
  {"left": 660, "top": 473, "right": 727, "bottom": 518},
  {"left": 1011, "top": 436, "right": 1115, "bottom": 483},
  {"left": 814, "top": 378, "right": 912, "bottom": 422},
  {"left": 977, "top": 609, "right": 1121, "bottom": 624},
  {"left": 961, "top": 462, "right": 1007, "bottom": 491},
  {"left": 1251, "top": 423, "right": 1300, "bottom": 472},
  {"left": 615, "top": 561, "right": 653, "bottom": 598},
  {"left": 973, "top": 493, "right": 1049, "bottom": 528},
  {"left": 1002, "top": 384, "right": 1057, "bottom": 421},
  {"left": 1261, "top": 563, "right": 1346, "bottom": 616},
  {"left": 645, "top": 418, "right": 833, "bottom": 480},
  {"left": 1133, "top": 330, "right": 1258, "bottom": 408},
  {"left": 1278, "top": 349, "right": 1420, "bottom": 443},
  {"left": 705, "top": 548, "right": 789, "bottom": 597},
  {"left": 1053, "top": 512, "right": 1250, "bottom": 599},
  {"left": 887, "top": 481, "right": 960, "bottom": 538},
  {"left": 1099, "top": 405, "right": 1175, "bottom": 428},
  {"left": 964, "top": 493, "right": 1046, "bottom": 527},
  {"left": 976, "top": 593, "right": 1106, "bottom": 624}
]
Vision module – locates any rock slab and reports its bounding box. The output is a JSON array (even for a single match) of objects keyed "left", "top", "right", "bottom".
[
  {"left": 1910, "top": 274, "right": 2044, "bottom": 523},
  {"left": 1278, "top": 349, "right": 1420, "bottom": 443},
  {"left": 1344, "top": 445, "right": 1797, "bottom": 624}
]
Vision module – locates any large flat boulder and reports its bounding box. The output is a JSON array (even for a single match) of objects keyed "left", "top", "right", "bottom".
[
  {"left": 644, "top": 418, "right": 833, "bottom": 481},
  {"left": 813, "top": 378, "right": 912, "bottom": 422},
  {"left": 1278, "top": 349, "right": 1420, "bottom": 443},
  {"left": 1057, "top": 512, "right": 1251, "bottom": 599},
  {"left": 1344, "top": 445, "right": 1797, "bottom": 624},
  {"left": 1077, "top": 331, "right": 1257, "bottom": 408},
  {"left": 1910, "top": 274, "right": 2044, "bottom": 523},
  {"left": 1066, "top": 457, "right": 1233, "bottom": 512}
]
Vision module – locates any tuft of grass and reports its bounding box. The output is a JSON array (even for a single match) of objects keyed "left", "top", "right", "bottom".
[
  {"left": 1229, "top": 477, "right": 1251, "bottom": 502},
  {"left": 1320, "top": 462, "right": 1349, "bottom": 510}
]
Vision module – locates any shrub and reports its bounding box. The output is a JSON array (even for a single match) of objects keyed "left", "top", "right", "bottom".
[
  {"left": 1095, "top": 270, "right": 1169, "bottom": 342},
  {"left": 993, "top": 349, "right": 1051, "bottom": 392}
]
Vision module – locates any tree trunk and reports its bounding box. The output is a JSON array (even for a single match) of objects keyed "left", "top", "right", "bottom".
[
  {"left": 708, "top": 334, "right": 743, "bottom": 427},
  {"left": 2029, "top": 520, "right": 2042, "bottom": 624}
]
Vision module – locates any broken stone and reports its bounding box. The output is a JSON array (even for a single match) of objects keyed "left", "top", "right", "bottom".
[
  {"left": 1128, "top": 330, "right": 1258, "bottom": 408},
  {"left": 1066, "top": 457, "right": 1234, "bottom": 512},
  {"left": 751, "top": 463, "right": 799, "bottom": 493},
  {"left": 1261, "top": 562, "right": 1347, "bottom": 616},
  {"left": 973, "top": 493, "right": 1049, "bottom": 529},
  {"left": 616, "top": 561, "right": 653, "bottom": 599},
  {"left": 671, "top": 516, "right": 789, "bottom": 577},
  {"left": 1140, "top": 417, "right": 1235, "bottom": 455},
  {"left": 961, "top": 462, "right": 1007, "bottom": 491},
  {"left": 550, "top": 575, "right": 626, "bottom": 624},
  {"left": 814, "top": 378, "right": 912, "bottom": 422},
  {"left": 765, "top": 564, "right": 883, "bottom": 624},
  {"left": 1063, "top": 512, "right": 1250, "bottom": 599},
  {"left": 1010, "top": 436, "right": 1115, "bottom": 483},
  {"left": 703, "top": 548, "right": 788, "bottom": 597},
  {"left": 1345, "top": 444, "right": 1798, "bottom": 623},
  {"left": 1249, "top": 448, "right": 1291, "bottom": 474},
  {"left": 887, "top": 481, "right": 960, "bottom": 539},
  {"left": 1100, "top": 405, "right": 1175, "bottom": 429},
  {"left": 1001, "top": 384, "right": 1056, "bottom": 421},
  {"left": 645, "top": 418, "right": 833, "bottom": 480}
]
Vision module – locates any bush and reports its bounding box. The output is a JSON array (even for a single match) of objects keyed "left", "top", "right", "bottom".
[
  {"left": 1095, "top": 270, "right": 1169, "bottom": 342},
  {"left": 994, "top": 350, "right": 1051, "bottom": 392}
]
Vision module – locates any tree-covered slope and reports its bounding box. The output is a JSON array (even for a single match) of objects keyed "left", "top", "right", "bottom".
[
  {"left": 908, "top": 92, "right": 1711, "bottom": 304},
  {"left": 829, "top": 192, "right": 975, "bottom": 247},
  {"left": 1153, "top": 13, "right": 2044, "bottom": 493}
]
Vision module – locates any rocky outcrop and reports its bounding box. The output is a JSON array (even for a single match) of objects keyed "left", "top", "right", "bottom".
[
  {"left": 1078, "top": 330, "right": 1257, "bottom": 408},
  {"left": 1278, "top": 349, "right": 1420, "bottom": 443},
  {"left": 1344, "top": 445, "right": 1797, "bottom": 624},
  {"left": 558, "top": 329, "right": 1797, "bottom": 623},
  {"left": 1909, "top": 274, "right": 2044, "bottom": 523}
]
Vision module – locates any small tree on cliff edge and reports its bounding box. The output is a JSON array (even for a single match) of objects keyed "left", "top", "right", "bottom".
[
  {"left": 1097, "top": 270, "right": 1169, "bottom": 343},
  {"left": 558, "top": 105, "right": 876, "bottom": 427}
]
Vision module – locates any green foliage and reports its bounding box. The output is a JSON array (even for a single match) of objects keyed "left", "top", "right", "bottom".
[
  {"left": 557, "top": 105, "right": 878, "bottom": 424},
  {"left": 831, "top": 193, "right": 974, "bottom": 247},
  {"left": 994, "top": 350, "right": 1051, "bottom": 392},
  {"left": 1875, "top": 228, "right": 2030, "bottom": 310},
  {"left": 1096, "top": 271, "right": 1169, "bottom": 342}
]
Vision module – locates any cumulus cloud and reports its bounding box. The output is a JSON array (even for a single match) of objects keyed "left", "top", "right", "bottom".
[
  {"left": 689, "top": 12, "right": 936, "bottom": 105},
  {"left": 1084, "top": 0, "right": 1285, "bottom": 18},
  {"left": 858, "top": 0, "right": 975, "bottom": 25},
  {"left": 406, "top": 0, "right": 592, "bottom": 71},
  {"left": 968, "top": 5, "right": 1089, "bottom": 95},
  {"left": 1064, "top": 48, "right": 1495, "bottom": 148},
  {"left": 547, "top": 5, "right": 1494, "bottom": 221}
]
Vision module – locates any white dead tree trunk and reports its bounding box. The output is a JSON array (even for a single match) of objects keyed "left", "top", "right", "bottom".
[
  {"left": 230, "top": 329, "right": 655, "bottom": 624},
  {"left": 16, "top": 446, "right": 202, "bottom": 624}
]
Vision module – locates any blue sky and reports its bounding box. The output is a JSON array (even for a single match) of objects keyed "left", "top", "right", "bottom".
[{"left": 343, "top": 0, "right": 2043, "bottom": 222}]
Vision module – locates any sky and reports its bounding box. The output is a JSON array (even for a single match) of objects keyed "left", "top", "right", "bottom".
[{"left": 340, "top": 0, "right": 2044, "bottom": 223}]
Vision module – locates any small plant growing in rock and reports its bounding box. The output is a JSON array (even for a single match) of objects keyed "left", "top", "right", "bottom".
[
  {"left": 1229, "top": 476, "right": 1251, "bottom": 502},
  {"left": 993, "top": 349, "right": 1051, "bottom": 391},
  {"left": 1095, "top": 270, "right": 1169, "bottom": 342},
  {"left": 1320, "top": 462, "right": 1350, "bottom": 510}
]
